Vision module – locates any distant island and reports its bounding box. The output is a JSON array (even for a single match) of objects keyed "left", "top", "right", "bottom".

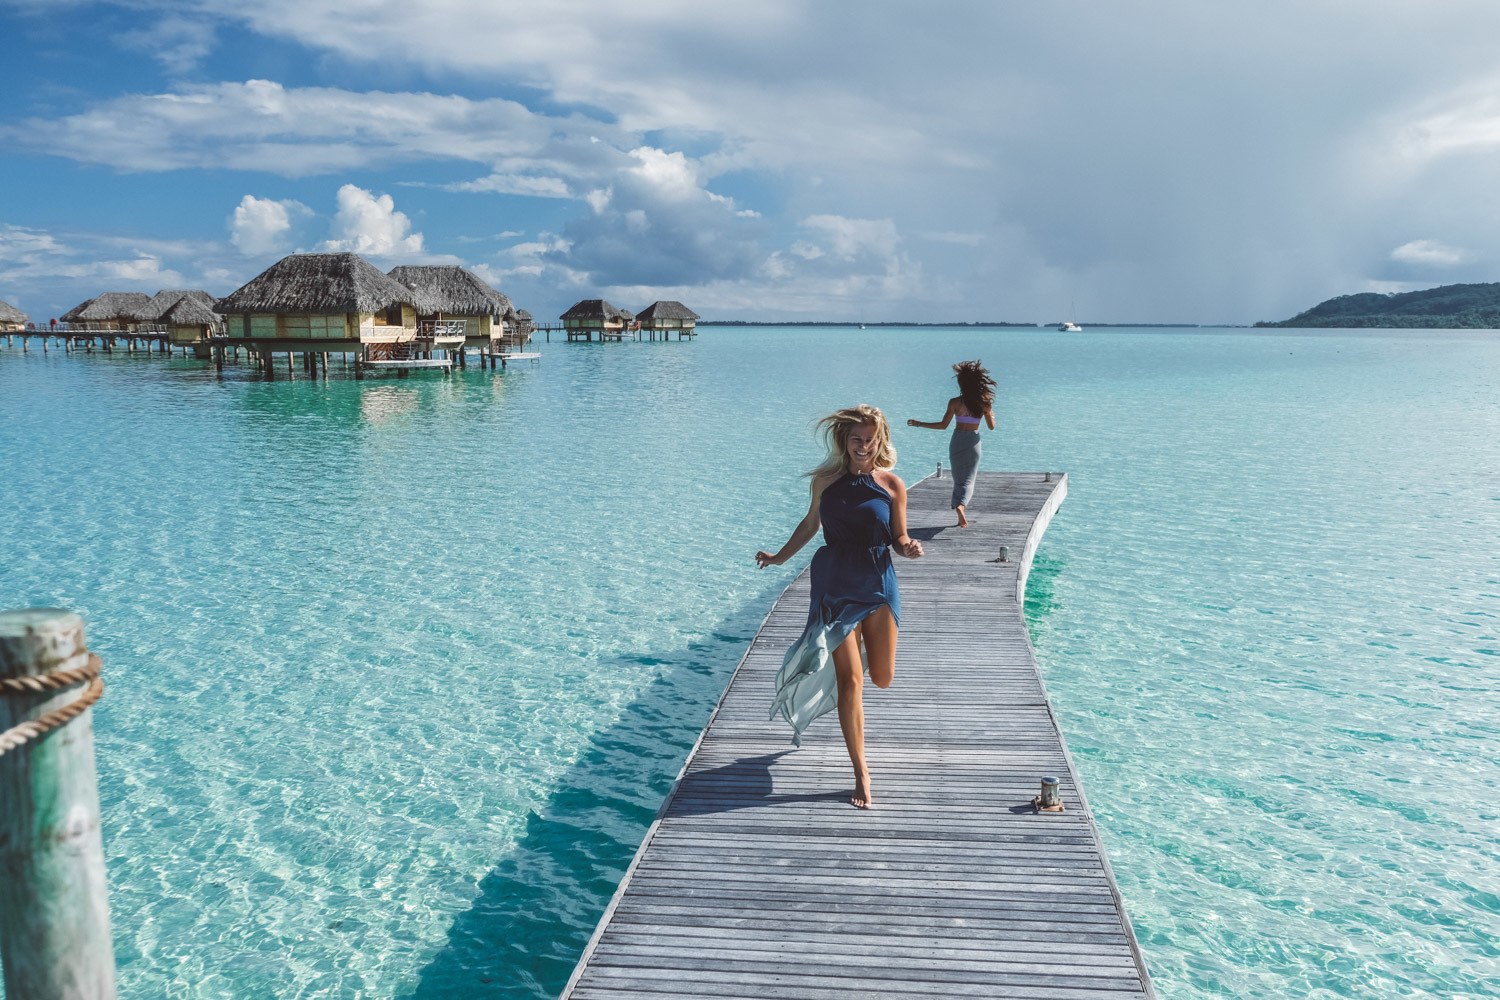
[{"left": 1256, "top": 282, "right": 1500, "bottom": 328}]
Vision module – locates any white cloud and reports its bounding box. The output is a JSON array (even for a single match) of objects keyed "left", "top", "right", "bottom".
[
  {"left": 799, "top": 215, "right": 900, "bottom": 261},
  {"left": 1390, "top": 239, "right": 1465, "bottom": 266},
  {"left": 229, "top": 195, "right": 311, "bottom": 255},
  {"left": 584, "top": 188, "right": 612, "bottom": 214},
  {"left": 442, "top": 174, "right": 572, "bottom": 198},
  {"left": 1, "top": 80, "right": 627, "bottom": 180},
  {"left": 320, "top": 184, "right": 424, "bottom": 256},
  {"left": 0, "top": 224, "right": 68, "bottom": 263},
  {"left": 548, "top": 146, "right": 765, "bottom": 285},
  {"left": 626, "top": 147, "right": 700, "bottom": 200},
  {"left": 1395, "top": 74, "right": 1500, "bottom": 162},
  {"left": 508, "top": 237, "right": 570, "bottom": 259},
  {"left": 119, "top": 16, "right": 217, "bottom": 75}
]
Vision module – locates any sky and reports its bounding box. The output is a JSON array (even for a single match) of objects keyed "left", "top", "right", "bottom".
[{"left": 3, "top": 1, "right": 1500, "bottom": 325}]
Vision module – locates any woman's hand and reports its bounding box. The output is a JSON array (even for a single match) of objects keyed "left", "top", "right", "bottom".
[
  {"left": 755, "top": 550, "right": 782, "bottom": 569},
  {"left": 895, "top": 538, "right": 924, "bottom": 559},
  {"left": 906, "top": 418, "right": 918, "bottom": 427}
]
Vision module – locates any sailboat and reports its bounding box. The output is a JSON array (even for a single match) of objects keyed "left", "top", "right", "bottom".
[{"left": 1058, "top": 300, "right": 1082, "bottom": 332}]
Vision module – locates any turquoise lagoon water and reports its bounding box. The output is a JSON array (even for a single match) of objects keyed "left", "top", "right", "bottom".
[{"left": 1, "top": 327, "right": 1497, "bottom": 998}]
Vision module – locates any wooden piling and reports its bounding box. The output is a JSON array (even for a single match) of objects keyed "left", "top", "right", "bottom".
[{"left": 0, "top": 609, "right": 117, "bottom": 1000}]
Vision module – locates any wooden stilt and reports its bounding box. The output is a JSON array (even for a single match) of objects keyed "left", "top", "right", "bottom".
[{"left": 0, "top": 609, "right": 118, "bottom": 1000}]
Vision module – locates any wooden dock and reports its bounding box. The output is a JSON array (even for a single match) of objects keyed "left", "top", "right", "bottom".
[{"left": 562, "top": 470, "right": 1155, "bottom": 999}]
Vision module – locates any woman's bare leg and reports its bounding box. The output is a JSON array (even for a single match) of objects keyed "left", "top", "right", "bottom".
[
  {"left": 955, "top": 503, "right": 968, "bottom": 528},
  {"left": 835, "top": 607, "right": 899, "bottom": 809},
  {"left": 832, "top": 633, "right": 871, "bottom": 808},
  {"left": 860, "top": 606, "right": 898, "bottom": 689}
]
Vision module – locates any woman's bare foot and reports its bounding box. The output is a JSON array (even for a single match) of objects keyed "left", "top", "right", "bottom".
[
  {"left": 956, "top": 504, "right": 969, "bottom": 528},
  {"left": 850, "top": 770, "right": 874, "bottom": 809}
]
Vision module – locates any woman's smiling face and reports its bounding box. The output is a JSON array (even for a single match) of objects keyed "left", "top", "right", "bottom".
[{"left": 845, "top": 422, "right": 878, "bottom": 469}]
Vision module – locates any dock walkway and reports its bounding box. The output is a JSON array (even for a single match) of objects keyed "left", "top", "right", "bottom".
[{"left": 563, "top": 471, "right": 1154, "bottom": 999}]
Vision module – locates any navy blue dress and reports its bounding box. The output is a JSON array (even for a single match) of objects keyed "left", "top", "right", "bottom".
[{"left": 770, "top": 472, "right": 900, "bottom": 744}]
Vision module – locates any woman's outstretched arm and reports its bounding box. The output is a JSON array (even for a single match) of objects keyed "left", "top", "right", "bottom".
[
  {"left": 756, "top": 475, "right": 830, "bottom": 568},
  {"left": 906, "top": 399, "right": 956, "bottom": 430}
]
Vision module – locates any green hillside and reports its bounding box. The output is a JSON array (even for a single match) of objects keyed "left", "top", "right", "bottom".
[{"left": 1256, "top": 282, "right": 1500, "bottom": 328}]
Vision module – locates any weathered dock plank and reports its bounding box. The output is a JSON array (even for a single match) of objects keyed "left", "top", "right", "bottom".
[{"left": 562, "top": 471, "right": 1155, "bottom": 999}]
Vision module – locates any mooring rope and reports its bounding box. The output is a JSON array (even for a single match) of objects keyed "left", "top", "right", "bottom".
[{"left": 0, "top": 653, "right": 104, "bottom": 757}]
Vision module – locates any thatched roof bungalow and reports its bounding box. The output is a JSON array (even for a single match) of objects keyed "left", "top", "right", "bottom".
[
  {"left": 217, "top": 252, "right": 417, "bottom": 344},
  {"left": 0, "top": 298, "right": 27, "bottom": 332},
  {"left": 387, "top": 265, "right": 512, "bottom": 342},
  {"left": 562, "top": 299, "right": 628, "bottom": 341},
  {"left": 636, "top": 300, "right": 700, "bottom": 339},
  {"left": 60, "top": 292, "right": 153, "bottom": 331},
  {"left": 505, "top": 307, "right": 534, "bottom": 336},
  {"left": 135, "top": 289, "right": 222, "bottom": 342},
  {"left": 162, "top": 295, "right": 223, "bottom": 345}
]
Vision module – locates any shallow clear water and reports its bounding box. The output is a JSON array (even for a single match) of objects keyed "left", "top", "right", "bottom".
[{"left": 1, "top": 327, "right": 1496, "bottom": 998}]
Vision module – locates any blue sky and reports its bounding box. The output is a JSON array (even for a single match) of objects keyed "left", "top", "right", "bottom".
[{"left": 3, "top": 1, "right": 1500, "bottom": 324}]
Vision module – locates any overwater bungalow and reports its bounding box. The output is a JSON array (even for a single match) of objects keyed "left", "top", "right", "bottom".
[
  {"left": 135, "top": 289, "right": 222, "bottom": 344},
  {"left": 509, "top": 308, "right": 534, "bottom": 337},
  {"left": 216, "top": 252, "right": 421, "bottom": 374},
  {"left": 161, "top": 295, "right": 223, "bottom": 354},
  {"left": 561, "top": 299, "right": 628, "bottom": 342},
  {"left": 387, "top": 264, "right": 510, "bottom": 355},
  {"left": 60, "top": 292, "right": 152, "bottom": 332},
  {"left": 0, "top": 299, "right": 27, "bottom": 332},
  {"left": 636, "top": 300, "right": 700, "bottom": 340},
  {"left": 218, "top": 252, "right": 416, "bottom": 344}
]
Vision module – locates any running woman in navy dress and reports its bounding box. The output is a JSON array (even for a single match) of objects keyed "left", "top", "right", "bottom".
[{"left": 756, "top": 405, "right": 923, "bottom": 808}]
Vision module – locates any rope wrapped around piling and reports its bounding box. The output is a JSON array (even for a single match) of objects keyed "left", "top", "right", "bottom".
[{"left": 0, "top": 653, "right": 103, "bottom": 756}]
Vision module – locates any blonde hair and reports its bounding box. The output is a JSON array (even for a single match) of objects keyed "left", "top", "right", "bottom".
[{"left": 806, "top": 404, "right": 896, "bottom": 480}]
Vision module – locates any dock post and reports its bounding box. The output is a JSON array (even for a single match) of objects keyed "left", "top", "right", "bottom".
[{"left": 0, "top": 609, "right": 117, "bottom": 1000}]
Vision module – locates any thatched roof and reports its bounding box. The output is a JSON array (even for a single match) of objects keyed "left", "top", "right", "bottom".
[
  {"left": 387, "top": 265, "right": 512, "bottom": 316},
  {"left": 61, "top": 292, "right": 152, "bottom": 323},
  {"left": 515, "top": 309, "right": 532, "bottom": 322},
  {"left": 163, "top": 295, "right": 221, "bottom": 327},
  {"left": 636, "top": 300, "right": 699, "bottom": 321},
  {"left": 561, "top": 299, "right": 626, "bottom": 321},
  {"left": 136, "top": 289, "right": 217, "bottom": 321},
  {"left": 217, "top": 253, "right": 415, "bottom": 314},
  {"left": 0, "top": 299, "right": 27, "bottom": 325}
]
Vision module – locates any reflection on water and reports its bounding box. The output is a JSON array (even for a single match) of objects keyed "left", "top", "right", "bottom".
[{"left": 361, "top": 386, "right": 422, "bottom": 425}]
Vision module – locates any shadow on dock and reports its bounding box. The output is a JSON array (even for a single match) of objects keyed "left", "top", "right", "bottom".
[
  {"left": 402, "top": 588, "right": 787, "bottom": 1000},
  {"left": 407, "top": 527, "right": 1069, "bottom": 998}
]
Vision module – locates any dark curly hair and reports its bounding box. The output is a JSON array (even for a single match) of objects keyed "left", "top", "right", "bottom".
[{"left": 953, "top": 360, "right": 995, "bottom": 418}]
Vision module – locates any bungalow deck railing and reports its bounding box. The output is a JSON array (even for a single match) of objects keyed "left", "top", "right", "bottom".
[
  {"left": 61, "top": 323, "right": 164, "bottom": 334},
  {"left": 417, "top": 319, "right": 469, "bottom": 338},
  {"left": 360, "top": 324, "right": 416, "bottom": 344}
]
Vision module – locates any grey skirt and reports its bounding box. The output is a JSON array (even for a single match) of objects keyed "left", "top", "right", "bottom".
[{"left": 949, "top": 429, "right": 981, "bottom": 508}]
